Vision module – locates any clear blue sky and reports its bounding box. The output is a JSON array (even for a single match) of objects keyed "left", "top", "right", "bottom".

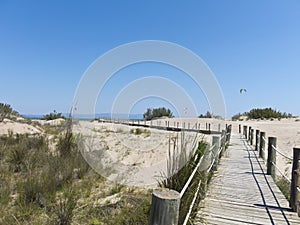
[{"left": 0, "top": 0, "right": 299, "bottom": 117}]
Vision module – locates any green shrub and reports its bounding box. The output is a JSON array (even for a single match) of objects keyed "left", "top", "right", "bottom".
[
  {"left": 17, "top": 176, "right": 46, "bottom": 207},
  {"left": 246, "top": 108, "right": 293, "bottom": 120},
  {"left": 143, "top": 107, "right": 173, "bottom": 120},
  {"left": 109, "top": 199, "right": 150, "bottom": 225},
  {"left": 48, "top": 187, "right": 78, "bottom": 225},
  {"left": 0, "top": 175, "right": 10, "bottom": 206},
  {"left": 89, "top": 194, "right": 151, "bottom": 225},
  {"left": 0, "top": 102, "right": 19, "bottom": 122},
  {"left": 43, "top": 110, "right": 65, "bottom": 121},
  {"left": 6, "top": 134, "right": 48, "bottom": 172}
]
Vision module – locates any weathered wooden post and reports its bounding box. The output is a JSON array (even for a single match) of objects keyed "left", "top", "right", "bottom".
[
  {"left": 220, "top": 130, "right": 226, "bottom": 158},
  {"left": 206, "top": 123, "right": 208, "bottom": 130},
  {"left": 267, "top": 137, "right": 277, "bottom": 180},
  {"left": 250, "top": 129, "right": 254, "bottom": 145},
  {"left": 239, "top": 124, "right": 241, "bottom": 134},
  {"left": 255, "top": 130, "right": 260, "bottom": 151},
  {"left": 226, "top": 125, "right": 232, "bottom": 144},
  {"left": 212, "top": 136, "right": 221, "bottom": 170},
  {"left": 290, "top": 148, "right": 300, "bottom": 212},
  {"left": 218, "top": 124, "right": 221, "bottom": 132},
  {"left": 208, "top": 123, "right": 211, "bottom": 132},
  {"left": 243, "top": 126, "right": 248, "bottom": 139},
  {"left": 248, "top": 126, "right": 252, "bottom": 142},
  {"left": 259, "top": 132, "right": 266, "bottom": 160},
  {"left": 177, "top": 122, "right": 179, "bottom": 128},
  {"left": 149, "top": 188, "right": 180, "bottom": 225}
]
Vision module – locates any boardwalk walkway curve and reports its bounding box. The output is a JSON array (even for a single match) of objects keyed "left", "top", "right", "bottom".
[{"left": 196, "top": 133, "right": 300, "bottom": 225}]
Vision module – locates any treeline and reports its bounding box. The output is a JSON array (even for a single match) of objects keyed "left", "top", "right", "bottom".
[
  {"left": 143, "top": 107, "right": 173, "bottom": 120},
  {"left": 232, "top": 108, "right": 294, "bottom": 120}
]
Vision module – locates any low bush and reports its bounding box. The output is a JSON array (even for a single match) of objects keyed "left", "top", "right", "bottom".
[
  {"left": 43, "top": 110, "right": 65, "bottom": 121},
  {"left": 48, "top": 187, "right": 78, "bottom": 225}
]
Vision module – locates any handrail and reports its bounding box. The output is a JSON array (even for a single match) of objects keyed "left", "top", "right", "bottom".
[
  {"left": 271, "top": 145, "right": 293, "bottom": 161},
  {"left": 180, "top": 142, "right": 217, "bottom": 198},
  {"left": 180, "top": 155, "right": 204, "bottom": 198},
  {"left": 271, "top": 162, "right": 291, "bottom": 183},
  {"left": 182, "top": 180, "right": 202, "bottom": 225},
  {"left": 207, "top": 146, "right": 223, "bottom": 173}
]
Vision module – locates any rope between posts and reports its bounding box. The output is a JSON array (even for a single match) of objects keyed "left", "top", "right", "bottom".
[
  {"left": 182, "top": 180, "right": 202, "bottom": 225},
  {"left": 271, "top": 162, "right": 291, "bottom": 183},
  {"left": 271, "top": 145, "right": 293, "bottom": 161},
  {"left": 180, "top": 155, "right": 204, "bottom": 198},
  {"left": 207, "top": 146, "right": 223, "bottom": 173},
  {"left": 180, "top": 142, "right": 217, "bottom": 198}
]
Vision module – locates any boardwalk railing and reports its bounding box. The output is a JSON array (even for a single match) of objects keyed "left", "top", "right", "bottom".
[
  {"left": 97, "top": 118, "right": 224, "bottom": 135},
  {"left": 149, "top": 125, "right": 232, "bottom": 225},
  {"left": 240, "top": 124, "right": 300, "bottom": 216}
]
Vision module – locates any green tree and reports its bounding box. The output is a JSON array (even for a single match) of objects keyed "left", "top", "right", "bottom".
[
  {"left": 143, "top": 107, "right": 173, "bottom": 120},
  {"left": 199, "top": 111, "right": 213, "bottom": 118}
]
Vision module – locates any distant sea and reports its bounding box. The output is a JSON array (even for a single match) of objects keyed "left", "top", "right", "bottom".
[{"left": 22, "top": 113, "right": 144, "bottom": 121}]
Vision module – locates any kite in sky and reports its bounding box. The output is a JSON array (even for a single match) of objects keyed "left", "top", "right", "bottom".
[{"left": 240, "top": 89, "right": 247, "bottom": 94}]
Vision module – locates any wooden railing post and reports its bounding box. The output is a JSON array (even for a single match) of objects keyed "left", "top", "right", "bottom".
[
  {"left": 149, "top": 188, "right": 180, "bottom": 225},
  {"left": 239, "top": 124, "right": 241, "bottom": 134},
  {"left": 250, "top": 129, "right": 254, "bottom": 145},
  {"left": 290, "top": 148, "right": 300, "bottom": 212},
  {"left": 267, "top": 137, "right": 277, "bottom": 180},
  {"left": 212, "top": 136, "right": 220, "bottom": 171},
  {"left": 248, "top": 126, "right": 252, "bottom": 142},
  {"left": 226, "top": 125, "right": 232, "bottom": 144},
  {"left": 259, "top": 132, "right": 266, "bottom": 160},
  {"left": 255, "top": 130, "right": 260, "bottom": 151},
  {"left": 243, "top": 126, "right": 247, "bottom": 139}
]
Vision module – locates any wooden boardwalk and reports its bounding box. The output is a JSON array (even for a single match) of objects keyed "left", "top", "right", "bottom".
[{"left": 196, "top": 133, "right": 300, "bottom": 225}]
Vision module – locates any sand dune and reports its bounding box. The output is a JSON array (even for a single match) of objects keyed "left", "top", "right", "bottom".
[{"left": 0, "top": 118, "right": 41, "bottom": 135}]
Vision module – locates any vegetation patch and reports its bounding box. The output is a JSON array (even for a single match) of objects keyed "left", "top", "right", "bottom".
[
  {"left": 143, "top": 107, "right": 173, "bottom": 120},
  {"left": 232, "top": 108, "right": 294, "bottom": 120}
]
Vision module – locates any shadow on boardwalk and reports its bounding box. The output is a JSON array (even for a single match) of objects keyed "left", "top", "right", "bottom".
[{"left": 196, "top": 133, "right": 300, "bottom": 225}]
